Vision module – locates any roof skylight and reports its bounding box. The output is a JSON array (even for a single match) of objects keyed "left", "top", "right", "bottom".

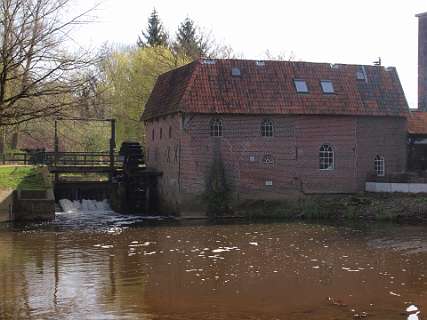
[
  {"left": 294, "top": 79, "right": 309, "bottom": 93},
  {"left": 202, "top": 59, "right": 216, "bottom": 65},
  {"left": 356, "top": 66, "right": 367, "bottom": 81},
  {"left": 231, "top": 67, "right": 241, "bottom": 77},
  {"left": 320, "top": 80, "right": 335, "bottom": 94}
]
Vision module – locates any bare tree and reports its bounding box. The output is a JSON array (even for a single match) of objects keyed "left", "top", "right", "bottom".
[{"left": 0, "top": 0, "right": 98, "bottom": 127}]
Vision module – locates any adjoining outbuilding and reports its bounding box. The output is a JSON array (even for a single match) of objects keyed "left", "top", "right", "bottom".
[
  {"left": 408, "top": 111, "right": 427, "bottom": 171},
  {"left": 142, "top": 59, "right": 409, "bottom": 215}
]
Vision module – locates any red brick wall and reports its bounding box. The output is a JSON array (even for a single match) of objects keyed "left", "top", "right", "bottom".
[{"left": 145, "top": 113, "right": 407, "bottom": 213}]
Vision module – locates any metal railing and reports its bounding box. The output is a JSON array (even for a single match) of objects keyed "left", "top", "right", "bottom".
[{"left": 0, "top": 152, "right": 123, "bottom": 167}]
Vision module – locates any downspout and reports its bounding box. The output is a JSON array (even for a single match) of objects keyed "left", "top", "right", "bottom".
[
  {"left": 354, "top": 118, "right": 358, "bottom": 190},
  {"left": 178, "top": 112, "right": 183, "bottom": 192}
]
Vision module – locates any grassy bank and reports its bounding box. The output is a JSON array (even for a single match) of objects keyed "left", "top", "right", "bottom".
[
  {"left": 234, "top": 193, "right": 427, "bottom": 223},
  {"left": 0, "top": 166, "right": 50, "bottom": 190}
]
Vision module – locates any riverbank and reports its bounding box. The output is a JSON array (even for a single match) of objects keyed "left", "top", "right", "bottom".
[
  {"left": 233, "top": 193, "right": 427, "bottom": 223},
  {"left": 0, "top": 166, "right": 50, "bottom": 190},
  {"left": 0, "top": 166, "right": 54, "bottom": 222}
]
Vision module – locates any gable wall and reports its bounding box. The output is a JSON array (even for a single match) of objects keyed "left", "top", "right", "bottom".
[{"left": 144, "top": 114, "right": 182, "bottom": 212}]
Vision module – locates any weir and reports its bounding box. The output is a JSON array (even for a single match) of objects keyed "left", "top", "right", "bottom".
[
  {"left": 51, "top": 141, "right": 161, "bottom": 216},
  {"left": 48, "top": 119, "right": 161, "bottom": 215}
]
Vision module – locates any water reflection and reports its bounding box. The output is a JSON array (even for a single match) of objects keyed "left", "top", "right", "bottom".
[{"left": 0, "top": 215, "right": 427, "bottom": 319}]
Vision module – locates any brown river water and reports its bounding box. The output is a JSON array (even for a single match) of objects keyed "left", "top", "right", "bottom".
[{"left": 0, "top": 209, "right": 426, "bottom": 320}]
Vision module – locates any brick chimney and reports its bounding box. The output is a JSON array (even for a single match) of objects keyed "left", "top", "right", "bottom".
[{"left": 417, "top": 12, "right": 427, "bottom": 111}]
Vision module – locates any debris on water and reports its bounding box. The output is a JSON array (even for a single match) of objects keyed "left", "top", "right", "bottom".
[
  {"left": 353, "top": 311, "right": 368, "bottom": 318},
  {"left": 327, "top": 297, "right": 347, "bottom": 307},
  {"left": 249, "top": 242, "right": 258, "bottom": 246},
  {"left": 342, "top": 267, "right": 360, "bottom": 272},
  {"left": 389, "top": 291, "right": 401, "bottom": 297}
]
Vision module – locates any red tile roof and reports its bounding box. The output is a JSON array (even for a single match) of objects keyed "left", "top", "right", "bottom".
[
  {"left": 408, "top": 111, "right": 427, "bottom": 135},
  {"left": 142, "top": 59, "right": 409, "bottom": 121}
]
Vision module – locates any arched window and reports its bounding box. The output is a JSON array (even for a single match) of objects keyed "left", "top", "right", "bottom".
[
  {"left": 261, "top": 119, "right": 274, "bottom": 137},
  {"left": 319, "top": 144, "right": 334, "bottom": 170},
  {"left": 375, "top": 155, "right": 385, "bottom": 177},
  {"left": 210, "top": 119, "right": 223, "bottom": 137},
  {"left": 263, "top": 153, "right": 274, "bottom": 164}
]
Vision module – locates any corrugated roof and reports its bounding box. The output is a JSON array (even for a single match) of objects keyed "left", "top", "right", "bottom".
[
  {"left": 408, "top": 111, "right": 427, "bottom": 135},
  {"left": 141, "top": 59, "right": 409, "bottom": 121}
]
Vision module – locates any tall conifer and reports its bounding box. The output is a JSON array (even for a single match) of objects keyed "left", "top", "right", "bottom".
[
  {"left": 137, "top": 9, "right": 168, "bottom": 47},
  {"left": 174, "top": 18, "right": 204, "bottom": 59}
]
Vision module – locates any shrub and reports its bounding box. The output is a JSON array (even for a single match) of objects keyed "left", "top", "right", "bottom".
[{"left": 203, "top": 156, "right": 231, "bottom": 218}]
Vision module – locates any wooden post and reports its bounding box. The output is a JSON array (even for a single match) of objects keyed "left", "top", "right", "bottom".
[
  {"left": 109, "top": 119, "right": 116, "bottom": 181},
  {"left": 54, "top": 120, "right": 59, "bottom": 182}
]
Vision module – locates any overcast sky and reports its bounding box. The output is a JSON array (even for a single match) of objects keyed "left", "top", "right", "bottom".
[{"left": 72, "top": 0, "right": 426, "bottom": 108}]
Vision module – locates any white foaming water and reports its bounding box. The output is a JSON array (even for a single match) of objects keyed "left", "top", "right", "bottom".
[
  {"left": 58, "top": 199, "right": 112, "bottom": 213},
  {"left": 56, "top": 199, "right": 164, "bottom": 230}
]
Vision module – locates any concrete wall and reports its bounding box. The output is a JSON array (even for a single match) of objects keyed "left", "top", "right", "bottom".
[
  {"left": 145, "top": 113, "right": 407, "bottom": 215},
  {"left": 366, "top": 182, "right": 427, "bottom": 193},
  {"left": 14, "top": 189, "right": 55, "bottom": 222},
  {"left": 0, "top": 189, "right": 14, "bottom": 222}
]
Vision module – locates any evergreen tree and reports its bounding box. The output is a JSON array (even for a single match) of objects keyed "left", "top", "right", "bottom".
[
  {"left": 174, "top": 18, "right": 204, "bottom": 59},
  {"left": 137, "top": 8, "right": 168, "bottom": 48}
]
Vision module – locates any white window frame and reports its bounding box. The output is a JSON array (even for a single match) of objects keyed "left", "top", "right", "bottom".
[
  {"left": 319, "top": 144, "right": 334, "bottom": 170},
  {"left": 375, "top": 155, "right": 385, "bottom": 177},
  {"left": 261, "top": 119, "right": 274, "bottom": 137},
  {"left": 210, "top": 119, "right": 223, "bottom": 137}
]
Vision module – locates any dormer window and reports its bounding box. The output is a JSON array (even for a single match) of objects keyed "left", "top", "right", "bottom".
[
  {"left": 320, "top": 80, "right": 334, "bottom": 94},
  {"left": 356, "top": 66, "right": 367, "bottom": 81},
  {"left": 294, "top": 79, "right": 309, "bottom": 93},
  {"left": 231, "top": 67, "right": 241, "bottom": 77},
  {"left": 202, "top": 59, "right": 216, "bottom": 65}
]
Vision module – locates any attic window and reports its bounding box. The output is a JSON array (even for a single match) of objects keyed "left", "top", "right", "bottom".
[
  {"left": 231, "top": 67, "right": 241, "bottom": 77},
  {"left": 256, "top": 61, "right": 265, "bottom": 66},
  {"left": 202, "top": 59, "right": 216, "bottom": 65},
  {"left": 294, "top": 79, "right": 309, "bottom": 93},
  {"left": 356, "top": 66, "right": 367, "bottom": 81},
  {"left": 320, "top": 80, "right": 334, "bottom": 94}
]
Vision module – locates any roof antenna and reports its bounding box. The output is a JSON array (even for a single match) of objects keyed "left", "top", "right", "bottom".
[{"left": 373, "top": 57, "right": 382, "bottom": 66}]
